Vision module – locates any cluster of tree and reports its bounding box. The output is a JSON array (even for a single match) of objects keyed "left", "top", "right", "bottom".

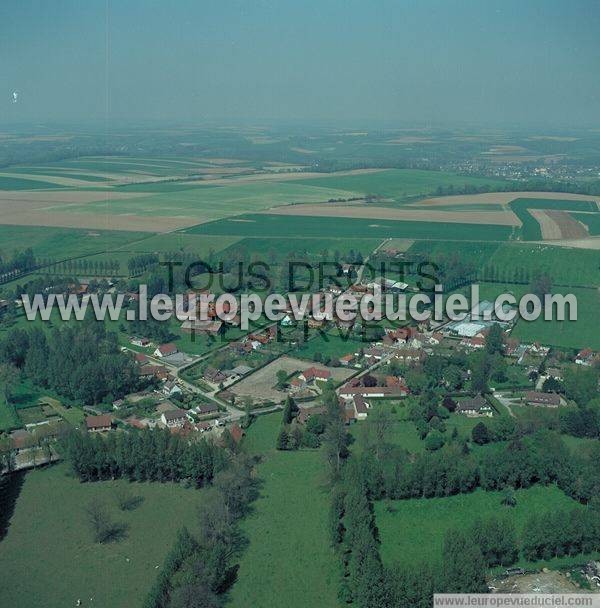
[
  {"left": 0, "top": 248, "right": 36, "bottom": 283},
  {"left": 126, "top": 317, "right": 175, "bottom": 343},
  {"left": 0, "top": 321, "right": 140, "bottom": 405},
  {"left": 128, "top": 253, "right": 160, "bottom": 276},
  {"left": 276, "top": 396, "right": 324, "bottom": 450},
  {"left": 434, "top": 178, "right": 600, "bottom": 198},
  {"left": 61, "top": 427, "right": 228, "bottom": 487},
  {"left": 144, "top": 455, "right": 258, "bottom": 608},
  {"left": 522, "top": 508, "right": 600, "bottom": 562}
]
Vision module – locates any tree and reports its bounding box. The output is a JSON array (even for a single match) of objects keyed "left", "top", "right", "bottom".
[
  {"left": 501, "top": 488, "right": 517, "bottom": 508},
  {"left": 441, "top": 529, "right": 488, "bottom": 593},
  {"left": 471, "top": 422, "right": 490, "bottom": 445},
  {"left": 275, "top": 369, "right": 288, "bottom": 389},
  {"left": 282, "top": 395, "right": 298, "bottom": 425},
  {"left": 425, "top": 431, "right": 445, "bottom": 451},
  {"left": 276, "top": 429, "right": 289, "bottom": 450},
  {"left": 85, "top": 499, "right": 127, "bottom": 543},
  {"left": 0, "top": 363, "right": 19, "bottom": 406}
]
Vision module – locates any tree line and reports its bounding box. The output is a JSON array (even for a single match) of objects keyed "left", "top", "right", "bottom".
[{"left": 61, "top": 427, "right": 229, "bottom": 487}]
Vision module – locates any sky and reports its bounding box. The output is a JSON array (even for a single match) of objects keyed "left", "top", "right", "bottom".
[{"left": 1, "top": 0, "right": 600, "bottom": 127}]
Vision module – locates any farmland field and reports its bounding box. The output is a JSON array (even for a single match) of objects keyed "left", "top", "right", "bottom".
[
  {"left": 184, "top": 213, "right": 514, "bottom": 241},
  {"left": 0, "top": 225, "right": 150, "bottom": 259},
  {"left": 0, "top": 464, "right": 204, "bottom": 608},
  {"left": 289, "top": 169, "right": 506, "bottom": 203},
  {"left": 228, "top": 413, "right": 341, "bottom": 608},
  {"left": 571, "top": 212, "right": 600, "bottom": 236},
  {"left": 513, "top": 287, "right": 600, "bottom": 350},
  {"left": 376, "top": 485, "right": 592, "bottom": 571},
  {"left": 485, "top": 243, "right": 600, "bottom": 287}
]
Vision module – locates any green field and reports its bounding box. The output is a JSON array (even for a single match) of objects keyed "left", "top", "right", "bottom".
[
  {"left": 53, "top": 182, "right": 358, "bottom": 221},
  {"left": 571, "top": 212, "right": 600, "bottom": 236},
  {"left": 295, "top": 331, "right": 364, "bottom": 362},
  {"left": 0, "top": 464, "right": 203, "bottom": 608},
  {"left": 289, "top": 169, "right": 506, "bottom": 203},
  {"left": 508, "top": 198, "right": 597, "bottom": 241},
  {"left": 0, "top": 225, "right": 150, "bottom": 260},
  {"left": 185, "top": 213, "right": 513, "bottom": 241},
  {"left": 0, "top": 175, "right": 66, "bottom": 190},
  {"left": 376, "top": 485, "right": 589, "bottom": 571},
  {"left": 228, "top": 413, "right": 341, "bottom": 608},
  {"left": 513, "top": 287, "right": 599, "bottom": 350},
  {"left": 487, "top": 243, "right": 600, "bottom": 287}
]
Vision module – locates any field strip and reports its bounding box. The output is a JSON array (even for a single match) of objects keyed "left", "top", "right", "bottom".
[
  {"left": 0, "top": 171, "right": 107, "bottom": 188},
  {"left": 0, "top": 209, "right": 190, "bottom": 232},
  {"left": 411, "top": 191, "right": 600, "bottom": 208},
  {"left": 546, "top": 210, "right": 589, "bottom": 239},
  {"left": 176, "top": 167, "right": 386, "bottom": 186},
  {"left": 529, "top": 209, "right": 563, "bottom": 239},
  {"left": 261, "top": 203, "right": 519, "bottom": 226}
]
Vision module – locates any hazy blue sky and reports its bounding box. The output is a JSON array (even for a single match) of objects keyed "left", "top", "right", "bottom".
[{"left": 2, "top": 0, "right": 599, "bottom": 127}]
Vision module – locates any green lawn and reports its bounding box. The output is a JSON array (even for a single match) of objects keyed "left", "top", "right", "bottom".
[
  {"left": 185, "top": 213, "right": 513, "bottom": 241},
  {"left": 0, "top": 464, "right": 204, "bottom": 608},
  {"left": 376, "top": 485, "right": 592, "bottom": 571},
  {"left": 295, "top": 331, "right": 364, "bottom": 362},
  {"left": 228, "top": 413, "right": 341, "bottom": 608}
]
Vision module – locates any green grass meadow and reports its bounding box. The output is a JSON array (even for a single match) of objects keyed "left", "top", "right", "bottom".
[
  {"left": 185, "top": 213, "right": 513, "bottom": 241},
  {"left": 0, "top": 464, "right": 203, "bottom": 608},
  {"left": 375, "top": 485, "right": 590, "bottom": 571},
  {"left": 228, "top": 413, "right": 341, "bottom": 608}
]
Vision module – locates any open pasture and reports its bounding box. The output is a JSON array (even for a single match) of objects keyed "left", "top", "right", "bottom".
[
  {"left": 228, "top": 414, "right": 341, "bottom": 608},
  {"left": 0, "top": 464, "right": 203, "bottom": 608}
]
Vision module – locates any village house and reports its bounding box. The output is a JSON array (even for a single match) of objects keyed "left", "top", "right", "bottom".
[
  {"left": 460, "top": 336, "right": 486, "bottom": 350},
  {"left": 131, "top": 337, "right": 150, "bottom": 348},
  {"left": 338, "top": 353, "right": 355, "bottom": 366},
  {"left": 575, "top": 349, "right": 597, "bottom": 367},
  {"left": 526, "top": 391, "right": 561, "bottom": 407},
  {"left": 392, "top": 349, "right": 423, "bottom": 364},
  {"left": 350, "top": 395, "right": 369, "bottom": 420},
  {"left": 456, "top": 395, "right": 493, "bottom": 417},
  {"left": 162, "top": 380, "right": 183, "bottom": 398},
  {"left": 223, "top": 365, "right": 253, "bottom": 381},
  {"left": 203, "top": 367, "right": 227, "bottom": 385},
  {"left": 134, "top": 352, "right": 149, "bottom": 365},
  {"left": 161, "top": 409, "right": 189, "bottom": 428},
  {"left": 85, "top": 414, "right": 114, "bottom": 433},
  {"left": 296, "top": 406, "right": 326, "bottom": 425},
  {"left": 193, "top": 402, "right": 220, "bottom": 417},
  {"left": 154, "top": 343, "right": 178, "bottom": 358},
  {"left": 361, "top": 347, "right": 386, "bottom": 362},
  {"left": 299, "top": 367, "right": 331, "bottom": 384}
]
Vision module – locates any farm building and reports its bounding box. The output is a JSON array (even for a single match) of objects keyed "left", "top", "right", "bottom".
[{"left": 85, "top": 415, "right": 113, "bottom": 433}]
